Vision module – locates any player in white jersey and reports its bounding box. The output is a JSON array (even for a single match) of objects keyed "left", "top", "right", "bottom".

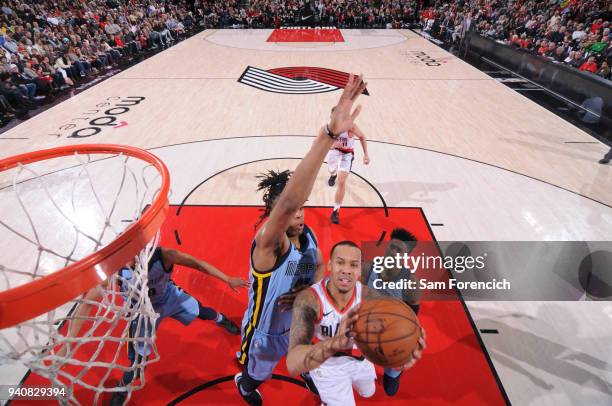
[
  {"left": 326, "top": 107, "right": 370, "bottom": 225},
  {"left": 287, "top": 241, "right": 426, "bottom": 406}
]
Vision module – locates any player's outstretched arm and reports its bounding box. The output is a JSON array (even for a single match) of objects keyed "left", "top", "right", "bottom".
[
  {"left": 162, "top": 248, "right": 249, "bottom": 292},
  {"left": 352, "top": 124, "right": 370, "bottom": 165},
  {"left": 55, "top": 283, "right": 106, "bottom": 357},
  {"left": 287, "top": 289, "right": 359, "bottom": 375},
  {"left": 254, "top": 74, "right": 368, "bottom": 270}
]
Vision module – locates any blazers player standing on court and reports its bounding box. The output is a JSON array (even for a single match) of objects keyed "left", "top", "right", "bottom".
[
  {"left": 326, "top": 108, "right": 370, "bottom": 225},
  {"left": 286, "top": 241, "right": 426, "bottom": 406},
  {"left": 235, "top": 74, "right": 368, "bottom": 406}
]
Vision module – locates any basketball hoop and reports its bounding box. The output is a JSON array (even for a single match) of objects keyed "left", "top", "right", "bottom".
[{"left": 0, "top": 144, "right": 170, "bottom": 404}]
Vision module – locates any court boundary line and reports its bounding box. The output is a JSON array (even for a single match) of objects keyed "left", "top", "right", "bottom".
[
  {"left": 167, "top": 203, "right": 511, "bottom": 404},
  {"left": 167, "top": 373, "right": 307, "bottom": 405},
  {"left": 2, "top": 135, "right": 609, "bottom": 208},
  {"left": 110, "top": 77, "right": 494, "bottom": 81},
  {"left": 202, "top": 29, "right": 409, "bottom": 53},
  {"left": 144, "top": 135, "right": 612, "bottom": 209},
  {"left": 421, "top": 207, "right": 512, "bottom": 405},
  {"left": 175, "top": 157, "right": 388, "bottom": 216},
  {"left": 409, "top": 28, "right": 609, "bottom": 147}
]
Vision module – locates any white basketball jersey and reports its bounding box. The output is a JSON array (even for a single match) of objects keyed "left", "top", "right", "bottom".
[
  {"left": 309, "top": 277, "right": 363, "bottom": 354},
  {"left": 332, "top": 130, "right": 356, "bottom": 153}
]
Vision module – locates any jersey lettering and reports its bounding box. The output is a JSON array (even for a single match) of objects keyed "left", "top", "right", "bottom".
[
  {"left": 310, "top": 278, "right": 362, "bottom": 345},
  {"left": 320, "top": 322, "right": 340, "bottom": 338}
]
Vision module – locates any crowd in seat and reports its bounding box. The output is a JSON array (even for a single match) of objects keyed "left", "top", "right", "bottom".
[
  {"left": 198, "top": 0, "right": 421, "bottom": 29},
  {"left": 0, "top": 0, "right": 202, "bottom": 126},
  {"left": 1, "top": 0, "right": 610, "bottom": 128},
  {"left": 200, "top": 0, "right": 610, "bottom": 79},
  {"left": 421, "top": 0, "right": 611, "bottom": 80}
]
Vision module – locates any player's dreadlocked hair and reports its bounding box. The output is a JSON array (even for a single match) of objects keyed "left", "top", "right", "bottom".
[{"left": 254, "top": 169, "right": 293, "bottom": 229}]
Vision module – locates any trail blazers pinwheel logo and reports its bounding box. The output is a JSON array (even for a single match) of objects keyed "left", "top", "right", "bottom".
[{"left": 238, "top": 66, "right": 370, "bottom": 95}]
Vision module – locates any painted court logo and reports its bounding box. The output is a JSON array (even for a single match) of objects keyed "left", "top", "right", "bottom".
[
  {"left": 48, "top": 96, "right": 145, "bottom": 138},
  {"left": 401, "top": 51, "right": 447, "bottom": 66},
  {"left": 238, "top": 66, "right": 370, "bottom": 95}
]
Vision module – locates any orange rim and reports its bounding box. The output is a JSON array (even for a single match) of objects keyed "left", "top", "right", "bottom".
[{"left": 0, "top": 144, "right": 170, "bottom": 329}]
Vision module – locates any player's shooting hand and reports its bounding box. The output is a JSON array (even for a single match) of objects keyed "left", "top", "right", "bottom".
[
  {"left": 330, "top": 305, "right": 360, "bottom": 352},
  {"left": 363, "top": 155, "right": 370, "bottom": 165},
  {"left": 228, "top": 277, "right": 250, "bottom": 292},
  {"left": 278, "top": 284, "right": 310, "bottom": 311},
  {"left": 329, "top": 74, "right": 367, "bottom": 136},
  {"left": 393, "top": 327, "right": 427, "bottom": 372}
]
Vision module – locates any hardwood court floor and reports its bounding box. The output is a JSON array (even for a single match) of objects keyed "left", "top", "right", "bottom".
[{"left": 1, "top": 29, "right": 611, "bottom": 405}]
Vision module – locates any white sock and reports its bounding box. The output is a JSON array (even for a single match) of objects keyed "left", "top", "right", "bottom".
[
  {"left": 333, "top": 204, "right": 341, "bottom": 211},
  {"left": 215, "top": 313, "right": 223, "bottom": 323}
]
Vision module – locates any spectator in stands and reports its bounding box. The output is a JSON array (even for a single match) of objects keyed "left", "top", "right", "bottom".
[
  {"left": 588, "top": 35, "right": 609, "bottom": 55},
  {"left": 0, "top": 71, "right": 31, "bottom": 110},
  {"left": 0, "top": 0, "right": 207, "bottom": 127},
  {"left": 0, "top": 0, "right": 609, "bottom": 128},
  {"left": 554, "top": 45, "right": 568, "bottom": 62},
  {"left": 54, "top": 54, "right": 78, "bottom": 84},
  {"left": 105, "top": 18, "right": 122, "bottom": 36},
  {"left": 0, "top": 93, "right": 17, "bottom": 122},
  {"left": 538, "top": 40, "right": 549, "bottom": 55},
  {"left": 41, "top": 56, "right": 70, "bottom": 88},
  {"left": 570, "top": 50, "right": 585, "bottom": 68},
  {"left": 66, "top": 47, "right": 89, "bottom": 77},
  {"left": 518, "top": 33, "right": 531, "bottom": 49},
  {"left": 544, "top": 42, "right": 557, "bottom": 58},
  {"left": 85, "top": 41, "right": 108, "bottom": 70},
  {"left": 549, "top": 11, "right": 561, "bottom": 29},
  {"left": 22, "top": 61, "right": 52, "bottom": 95},
  {"left": 2, "top": 34, "right": 18, "bottom": 54},
  {"left": 604, "top": 42, "right": 612, "bottom": 59},
  {"left": 596, "top": 61, "right": 610, "bottom": 78},
  {"left": 424, "top": 0, "right": 612, "bottom": 81},
  {"left": 590, "top": 18, "right": 603, "bottom": 34},
  {"left": 158, "top": 19, "right": 174, "bottom": 45},
  {"left": 579, "top": 56, "right": 599, "bottom": 73}
]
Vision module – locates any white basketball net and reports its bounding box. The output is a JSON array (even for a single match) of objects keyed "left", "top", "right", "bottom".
[{"left": 0, "top": 150, "right": 165, "bottom": 405}]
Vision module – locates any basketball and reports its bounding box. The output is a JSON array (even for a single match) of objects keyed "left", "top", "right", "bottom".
[
  {"left": 353, "top": 297, "right": 421, "bottom": 368},
  {"left": 0, "top": 0, "right": 608, "bottom": 401}
]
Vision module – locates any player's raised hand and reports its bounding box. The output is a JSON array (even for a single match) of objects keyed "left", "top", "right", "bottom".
[
  {"left": 394, "top": 327, "right": 427, "bottom": 371},
  {"left": 330, "top": 305, "right": 360, "bottom": 352},
  {"left": 329, "top": 74, "right": 367, "bottom": 136},
  {"left": 228, "top": 276, "right": 250, "bottom": 292}
]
